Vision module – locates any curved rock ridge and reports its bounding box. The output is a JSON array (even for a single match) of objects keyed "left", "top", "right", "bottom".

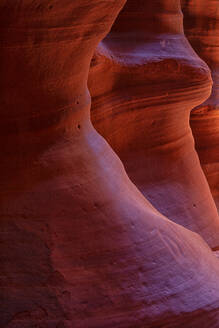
[
  {"left": 89, "top": 0, "right": 219, "bottom": 249},
  {"left": 181, "top": 0, "right": 219, "bottom": 209},
  {"left": 1, "top": 1, "right": 219, "bottom": 328}
]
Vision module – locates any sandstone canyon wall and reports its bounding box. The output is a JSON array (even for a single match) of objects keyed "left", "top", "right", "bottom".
[
  {"left": 182, "top": 0, "right": 219, "bottom": 209},
  {"left": 89, "top": 0, "right": 219, "bottom": 249},
  {"left": 1, "top": 1, "right": 219, "bottom": 327}
]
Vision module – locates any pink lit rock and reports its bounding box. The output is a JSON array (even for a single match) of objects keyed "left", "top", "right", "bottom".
[{"left": 1, "top": 1, "right": 219, "bottom": 327}]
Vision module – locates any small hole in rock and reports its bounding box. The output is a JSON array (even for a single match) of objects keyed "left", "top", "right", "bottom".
[
  {"left": 77, "top": 124, "right": 81, "bottom": 130},
  {"left": 49, "top": 5, "right": 53, "bottom": 9},
  {"left": 37, "top": 4, "right": 43, "bottom": 10},
  {"left": 193, "top": 204, "right": 196, "bottom": 207}
]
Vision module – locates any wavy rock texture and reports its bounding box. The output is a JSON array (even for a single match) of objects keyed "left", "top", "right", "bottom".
[
  {"left": 182, "top": 0, "right": 219, "bottom": 209},
  {"left": 1, "top": 1, "right": 219, "bottom": 328},
  {"left": 89, "top": 0, "right": 219, "bottom": 249}
]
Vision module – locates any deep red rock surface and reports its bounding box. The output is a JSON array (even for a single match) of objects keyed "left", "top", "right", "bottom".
[
  {"left": 89, "top": 0, "right": 219, "bottom": 249},
  {"left": 182, "top": 0, "right": 219, "bottom": 209},
  {"left": 1, "top": 1, "right": 219, "bottom": 327}
]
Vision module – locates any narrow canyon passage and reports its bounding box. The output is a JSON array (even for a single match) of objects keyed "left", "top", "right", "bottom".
[
  {"left": 182, "top": 0, "right": 219, "bottom": 209},
  {"left": 0, "top": 0, "right": 219, "bottom": 327},
  {"left": 89, "top": 0, "right": 219, "bottom": 249}
]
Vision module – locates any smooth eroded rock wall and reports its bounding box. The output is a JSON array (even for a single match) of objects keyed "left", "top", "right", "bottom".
[
  {"left": 89, "top": 0, "right": 219, "bottom": 248},
  {"left": 1, "top": 1, "right": 219, "bottom": 327},
  {"left": 182, "top": 0, "right": 219, "bottom": 209}
]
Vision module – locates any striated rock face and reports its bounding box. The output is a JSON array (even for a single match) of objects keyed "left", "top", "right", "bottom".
[
  {"left": 89, "top": 0, "right": 219, "bottom": 249},
  {"left": 182, "top": 0, "right": 219, "bottom": 209},
  {"left": 1, "top": 1, "right": 219, "bottom": 328}
]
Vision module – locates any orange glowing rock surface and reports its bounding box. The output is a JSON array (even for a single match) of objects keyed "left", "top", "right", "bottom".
[
  {"left": 182, "top": 0, "right": 219, "bottom": 209},
  {"left": 89, "top": 0, "right": 219, "bottom": 249}
]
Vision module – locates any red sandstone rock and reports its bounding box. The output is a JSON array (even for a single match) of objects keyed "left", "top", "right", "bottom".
[
  {"left": 89, "top": 0, "right": 219, "bottom": 249},
  {"left": 182, "top": 0, "right": 219, "bottom": 209},
  {"left": 1, "top": 1, "right": 219, "bottom": 327}
]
